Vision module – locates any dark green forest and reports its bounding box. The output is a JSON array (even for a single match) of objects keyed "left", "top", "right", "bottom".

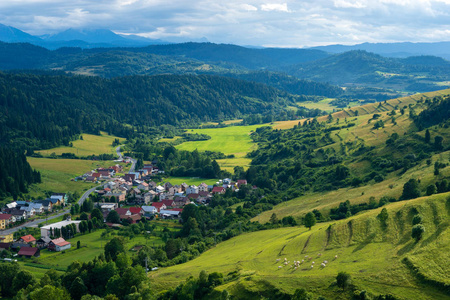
[{"left": 0, "top": 72, "right": 296, "bottom": 149}]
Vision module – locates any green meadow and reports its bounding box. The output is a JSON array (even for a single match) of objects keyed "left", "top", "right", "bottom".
[
  {"left": 151, "top": 193, "right": 450, "bottom": 299},
  {"left": 161, "top": 177, "right": 218, "bottom": 186},
  {"left": 176, "top": 125, "right": 267, "bottom": 172},
  {"left": 37, "top": 132, "right": 125, "bottom": 157}
]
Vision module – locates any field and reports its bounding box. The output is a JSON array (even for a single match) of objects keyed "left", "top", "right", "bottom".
[
  {"left": 161, "top": 177, "right": 218, "bottom": 186},
  {"left": 26, "top": 157, "right": 129, "bottom": 198},
  {"left": 151, "top": 193, "right": 450, "bottom": 299},
  {"left": 36, "top": 132, "right": 125, "bottom": 157},
  {"left": 175, "top": 125, "right": 267, "bottom": 172},
  {"left": 297, "top": 98, "right": 361, "bottom": 113}
]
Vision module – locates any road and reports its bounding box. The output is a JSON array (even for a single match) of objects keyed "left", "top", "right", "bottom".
[{"left": 116, "top": 145, "right": 137, "bottom": 172}]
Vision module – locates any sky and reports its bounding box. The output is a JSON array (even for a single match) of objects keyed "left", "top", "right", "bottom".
[{"left": 0, "top": 0, "right": 449, "bottom": 47}]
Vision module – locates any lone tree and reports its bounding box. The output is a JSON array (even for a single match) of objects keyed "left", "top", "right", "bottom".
[
  {"left": 106, "top": 210, "right": 120, "bottom": 224},
  {"left": 377, "top": 208, "right": 389, "bottom": 228},
  {"left": 336, "top": 271, "right": 351, "bottom": 291},
  {"left": 401, "top": 179, "right": 421, "bottom": 200},
  {"left": 304, "top": 212, "right": 316, "bottom": 230},
  {"left": 411, "top": 224, "right": 425, "bottom": 242},
  {"left": 269, "top": 213, "right": 278, "bottom": 224}
]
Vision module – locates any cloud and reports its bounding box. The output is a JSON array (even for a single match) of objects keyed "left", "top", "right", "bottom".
[
  {"left": 0, "top": 0, "right": 449, "bottom": 47},
  {"left": 261, "top": 3, "right": 290, "bottom": 12}
]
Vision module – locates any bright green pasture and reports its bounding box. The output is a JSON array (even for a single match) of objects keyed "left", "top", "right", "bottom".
[
  {"left": 151, "top": 194, "right": 450, "bottom": 299},
  {"left": 161, "top": 177, "right": 218, "bottom": 186},
  {"left": 176, "top": 125, "right": 266, "bottom": 171},
  {"left": 37, "top": 132, "right": 125, "bottom": 157}
]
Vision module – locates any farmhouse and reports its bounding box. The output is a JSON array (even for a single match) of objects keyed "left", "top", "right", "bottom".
[
  {"left": 48, "top": 238, "right": 71, "bottom": 251},
  {"left": 18, "top": 247, "right": 40, "bottom": 258},
  {"left": 40, "top": 220, "right": 82, "bottom": 237},
  {"left": 19, "top": 234, "right": 36, "bottom": 245},
  {"left": 36, "top": 236, "right": 52, "bottom": 249}
]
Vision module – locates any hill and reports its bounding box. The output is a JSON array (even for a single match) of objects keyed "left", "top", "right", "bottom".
[
  {"left": 290, "top": 50, "right": 450, "bottom": 92},
  {"left": 0, "top": 72, "right": 297, "bottom": 149},
  {"left": 151, "top": 193, "right": 450, "bottom": 299}
]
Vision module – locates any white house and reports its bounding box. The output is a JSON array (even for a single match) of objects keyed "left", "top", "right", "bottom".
[
  {"left": 186, "top": 185, "right": 199, "bottom": 195},
  {"left": 40, "top": 220, "right": 82, "bottom": 237}
]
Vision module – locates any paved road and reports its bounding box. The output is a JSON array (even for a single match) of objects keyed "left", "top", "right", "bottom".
[{"left": 116, "top": 145, "right": 137, "bottom": 172}]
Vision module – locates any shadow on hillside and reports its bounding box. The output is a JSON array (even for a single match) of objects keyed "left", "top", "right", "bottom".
[
  {"left": 352, "top": 233, "right": 376, "bottom": 253},
  {"left": 397, "top": 240, "right": 417, "bottom": 256},
  {"left": 420, "top": 221, "right": 449, "bottom": 248}
]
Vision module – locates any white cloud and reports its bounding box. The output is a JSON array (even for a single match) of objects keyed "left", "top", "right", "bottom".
[
  {"left": 240, "top": 4, "right": 258, "bottom": 11},
  {"left": 334, "top": 0, "right": 366, "bottom": 8},
  {"left": 261, "top": 3, "right": 290, "bottom": 12}
]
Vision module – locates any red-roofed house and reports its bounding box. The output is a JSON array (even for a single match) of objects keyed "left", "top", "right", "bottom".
[
  {"left": 128, "top": 207, "right": 144, "bottom": 215},
  {"left": 237, "top": 179, "right": 248, "bottom": 188},
  {"left": 19, "top": 234, "right": 36, "bottom": 245},
  {"left": 125, "top": 214, "right": 142, "bottom": 224},
  {"left": 161, "top": 200, "right": 175, "bottom": 207},
  {"left": 48, "top": 238, "right": 71, "bottom": 251},
  {"left": 92, "top": 172, "right": 101, "bottom": 178},
  {"left": 212, "top": 186, "right": 226, "bottom": 194},
  {"left": 18, "top": 247, "right": 40, "bottom": 258},
  {"left": 115, "top": 208, "right": 131, "bottom": 216},
  {"left": 151, "top": 202, "right": 166, "bottom": 212}
]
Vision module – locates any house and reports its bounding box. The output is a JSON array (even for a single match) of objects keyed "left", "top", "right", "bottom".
[
  {"left": 0, "top": 214, "right": 14, "bottom": 229},
  {"left": 115, "top": 208, "right": 131, "bottom": 216},
  {"left": 159, "top": 193, "right": 173, "bottom": 201},
  {"left": 10, "top": 209, "right": 28, "bottom": 221},
  {"left": 30, "top": 203, "right": 44, "bottom": 214},
  {"left": 212, "top": 186, "right": 226, "bottom": 194},
  {"left": 161, "top": 199, "right": 175, "bottom": 207},
  {"left": 22, "top": 206, "right": 36, "bottom": 218},
  {"left": 85, "top": 176, "right": 98, "bottom": 182},
  {"left": 187, "top": 193, "right": 200, "bottom": 202},
  {"left": 160, "top": 209, "right": 182, "bottom": 219},
  {"left": 0, "top": 233, "right": 14, "bottom": 243},
  {"left": 0, "top": 243, "right": 11, "bottom": 250},
  {"left": 186, "top": 185, "right": 199, "bottom": 195},
  {"left": 50, "top": 195, "right": 64, "bottom": 205},
  {"left": 48, "top": 238, "right": 71, "bottom": 251},
  {"left": 40, "top": 220, "right": 81, "bottom": 237},
  {"left": 198, "top": 183, "right": 209, "bottom": 192},
  {"left": 35, "top": 199, "right": 53, "bottom": 212},
  {"left": 18, "top": 247, "right": 40, "bottom": 258},
  {"left": 103, "top": 193, "right": 126, "bottom": 202},
  {"left": 19, "top": 234, "right": 36, "bottom": 245},
  {"left": 36, "top": 236, "right": 52, "bottom": 249},
  {"left": 142, "top": 206, "right": 158, "bottom": 217},
  {"left": 11, "top": 242, "right": 30, "bottom": 251},
  {"left": 164, "top": 182, "right": 173, "bottom": 191},
  {"left": 52, "top": 193, "right": 68, "bottom": 204},
  {"left": 128, "top": 207, "right": 144, "bottom": 215},
  {"left": 237, "top": 179, "right": 248, "bottom": 188},
  {"left": 137, "top": 182, "right": 149, "bottom": 191},
  {"left": 5, "top": 202, "right": 17, "bottom": 209},
  {"left": 92, "top": 172, "right": 102, "bottom": 178},
  {"left": 151, "top": 202, "right": 166, "bottom": 212},
  {"left": 125, "top": 214, "right": 141, "bottom": 224},
  {"left": 124, "top": 174, "right": 136, "bottom": 182},
  {"left": 49, "top": 197, "right": 62, "bottom": 206},
  {"left": 174, "top": 196, "right": 190, "bottom": 207},
  {"left": 156, "top": 185, "right": 165, "bottom": 193},
  {"left": 100, "top": 203, "right": 118, "bottom": 212}
]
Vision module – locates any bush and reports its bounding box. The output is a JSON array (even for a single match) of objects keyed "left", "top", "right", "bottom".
[{"left": 411, "top": 224, "right": 425, "bottom": 242}]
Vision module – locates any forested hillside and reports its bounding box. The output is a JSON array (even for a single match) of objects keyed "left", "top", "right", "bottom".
[{"left": 0, "top": 72, "right": 296, "bottom": 149}]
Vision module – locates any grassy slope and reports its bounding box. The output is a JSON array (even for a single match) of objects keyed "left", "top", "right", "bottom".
[
  {"left": 175, "top": 125, "right": 266, "bottom": 172},
  {"left": 36, "top": 132, "right": 125, "bottom": 157},
  {"left": 151, "top": 193, "right": 450, "bottom": 299},
  {"left": 26, "top": 158, "right": 129, "bottom": 198}
]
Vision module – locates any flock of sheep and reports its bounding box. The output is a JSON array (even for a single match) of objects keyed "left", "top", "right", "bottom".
[{"left": 276, "top": 253, "right": 338, "bottom": 270}]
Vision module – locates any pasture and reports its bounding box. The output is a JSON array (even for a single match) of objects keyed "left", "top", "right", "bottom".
[
  {"left": 151, "top": 193, "right": 450, "bottom": 299},
  {"left": 36, "top": 132, "right": 125, "bottom": 157},
  {"left": 175, "top": 124, "right": 267, "bottom": 172}
]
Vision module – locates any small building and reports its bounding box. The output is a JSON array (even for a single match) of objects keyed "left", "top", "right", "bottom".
[
  {"left": 19, "top": 234, "right": 36, "bottom": 245},
  {"left": 160, "top": 209, "right": 182, "bottom": 219},
  {"left": 36, "top": 236, "right": 52, "bottom": 249},
  {"left": 40, "top": 220, "right": 82, "bottom": 237},
  {"left": 0, "top": 233, "right": 14, "bottom": 243},
  {"left": 18, "top": 247, "right": 40, "bottom": 258},
  {"left": 0, "top": 242, "right": 11, "bottom": 251},
  {"left": 142, "top": 206, "right": 158, "bottom": 218},
  {"left": 48, "top": 238, "right": 71, "bottom": 252},
  {"left": 212, "top": 186, "right": 226, "bottom": 194}
]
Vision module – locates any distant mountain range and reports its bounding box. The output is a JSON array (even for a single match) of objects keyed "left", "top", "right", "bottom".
[
  {"left": 310, "top": 42, "right": 450, "bottom": 60},
  {"left": 0, "top": 23, "right": 167, "bottom": 49}
]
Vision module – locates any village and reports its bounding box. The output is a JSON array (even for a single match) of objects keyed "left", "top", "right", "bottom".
[{"left": 0, "top": 160, "right": 249, "bottom": 259}]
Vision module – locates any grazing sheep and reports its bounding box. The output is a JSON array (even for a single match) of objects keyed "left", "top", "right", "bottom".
[
  {"left": 318, "top": 253, "right": 322, "bottom": 257},
  {"left": 310, "top": 265, "right": 314, "bottom": 269},
  {"left": 324, "top": 260, "right": 328, "bottom": 264},
  {"left": 308, "top": 257, "right": 312, "bottom": 261},
  {"left": 301, "top": 259, "right": 304, "bottom": 263},
  {"left": 284, "top": 262, "right": 288, "bottom": 266},
  {"left": 295, "top": 267, "right": 298, "bottom": 270},
  {"left": 321, "top": 263, "right": 326, "bottom": 267},
  {"left": 278, "top": 266, "right": 282, "bottom": 269},
  {"left": 335, "top": 255, "right": 338, "bottom": 259},
  {"left": 312, "top": 261, "right": 315, "bottom": 264},
  {"left": 276, "top": 258, "right": 280, "bottom": 262},
  {"left": 305, "top": 255, "right": 308, "bottom": 258},
  {"left": 284, "top": 258, "right": 287, "bottom": 261}
]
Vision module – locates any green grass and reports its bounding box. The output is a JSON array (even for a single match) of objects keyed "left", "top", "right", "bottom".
[
  {"left": 161, "top": 177, "right": 218, "bottom": 186},
  {"left": 26, "top": 157, "right": 129, "bottom": 199},
  {"left": 36, "top": 132, "right": 125, "bottom": 157},
  {"left": 175, "top": 125, "right": 267, "bottom": 172},
  {"left": 151, "top": 193, "right": 450, "bottom": 299},
  {"left": 297, "top": 98, "right": 361, "bottom": 113}
]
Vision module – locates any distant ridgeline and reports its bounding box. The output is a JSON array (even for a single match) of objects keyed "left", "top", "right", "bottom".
[
  {"left": 0, "top": 147, "right": 41, "bottom": 200},
  {"left": 0, "top": 72, "right": 297, "bottom": 150}
]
